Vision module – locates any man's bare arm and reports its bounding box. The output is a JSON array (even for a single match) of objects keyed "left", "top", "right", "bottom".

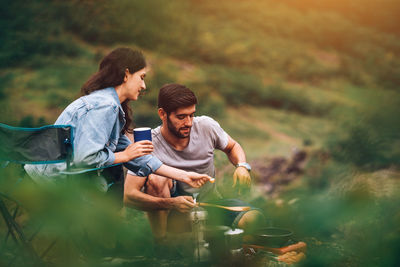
[
  {"left": 123, "top": 173, "right": 195, "bottom": 212},
  {"left": 221, "top": 135, "right": 251, "bottom": 187},
  {"left": 222, "top": 135, "right": 247, "bottom": 165}
]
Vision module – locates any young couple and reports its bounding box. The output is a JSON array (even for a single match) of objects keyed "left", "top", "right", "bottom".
[{"left": 25, "top": 47, "right": 264, "bottom": 240}]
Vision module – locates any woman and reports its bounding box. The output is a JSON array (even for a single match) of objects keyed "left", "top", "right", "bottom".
[{"left": 25, "top": 48, "right": 210, "bottom": 190}]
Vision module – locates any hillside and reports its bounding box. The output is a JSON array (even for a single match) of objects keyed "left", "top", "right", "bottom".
[{"left": 1, "top": 0, "right": 399, "bottom": 266}]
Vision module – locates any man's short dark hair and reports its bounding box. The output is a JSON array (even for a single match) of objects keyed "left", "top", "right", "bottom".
[{"left": 158, "top": 83, "right": 197, "bottom": 114}]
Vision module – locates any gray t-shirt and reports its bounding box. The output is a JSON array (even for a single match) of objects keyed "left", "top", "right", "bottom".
[{"left": 128, "top": 116, "right": 228, "bottom": 198}]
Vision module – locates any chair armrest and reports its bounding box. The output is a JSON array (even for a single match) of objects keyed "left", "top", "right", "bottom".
[{"left": 59, "top": 163, "right": 122, "bottom": 175}]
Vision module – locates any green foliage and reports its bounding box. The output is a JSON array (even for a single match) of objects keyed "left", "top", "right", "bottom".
[
  {"left": 4, "top": 0, "right": 400, "bottom": 91},
  {"left": 18, "top": 116, "right": 47, "bottom": 128},
  {"left": 0, "top": 72, "right": 13, "bottom": 100},
  {"left": 195, "top": 92, "right": 226, "bottom": 119},
  {"left": 261, "top": 157, "right": 400, "bottom": 267},
  {"left": 131, "top": 103, "right": 160, "bottom": 129},
  {"left": 51, "top": 0, "right": 198, "bottom": 56},
  {"left": 328, "top": 90, "right": 400, "bottom": 170},
  {"left": 191, "top": 0, "right": 400, "bottom": 90},
  {"left": 281, "top": 0, "right": 400, "bottom": 36},
  {"left": 0, "top": 165, "right": 155, "bottom": 266},
  {"left": 1, "top": 1, "right": 400, "bottom": 265},
  {"left": 200, "top": 66, "right": 332, "bottom": 116},
  {"left": 131, "top": 64, "right": 178, "bottom": 128},
  {"left": 0, "top": 0, "right": 83, "bottom": 68}
]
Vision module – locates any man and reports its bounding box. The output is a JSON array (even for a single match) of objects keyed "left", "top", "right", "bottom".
[{"left": 124, "top": 83, "right": 264, "bottom": 240}]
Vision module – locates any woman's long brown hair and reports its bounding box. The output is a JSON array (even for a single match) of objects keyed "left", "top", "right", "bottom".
[{"left": 81, "top": 48, "right": 146, "bottom": 134}]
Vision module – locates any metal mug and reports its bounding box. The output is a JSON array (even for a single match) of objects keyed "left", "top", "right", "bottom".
[{"left": 133, "top": 127, "right": 152, "bottom": 142}]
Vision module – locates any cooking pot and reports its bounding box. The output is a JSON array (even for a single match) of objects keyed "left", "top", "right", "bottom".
[
  {"left": 204, "top": 225, "right": 230, "bottom": 262},
  {"left": 205, "top": 225, "right": 230, "bottom": 242},
  {"left": 225, "top": 228, "right": 244, "bottom": 250},
  {"left": 251, "top": 227, "right": 293, "bottom": 248}
]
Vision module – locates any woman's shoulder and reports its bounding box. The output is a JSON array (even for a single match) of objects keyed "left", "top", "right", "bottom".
[
  {"left": 82, "top": 88, "right": 120, "bottom": 111},
  {"left": 59, "top": 89, "right": 118, "bottom": 119}
]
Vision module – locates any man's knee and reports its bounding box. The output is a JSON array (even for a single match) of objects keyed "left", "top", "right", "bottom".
[
  {"left": 146, "top": 175, "right": 171, "bottom": 197},
  {"left": 237, "top": 210, "right": 265, "bottom": 231}
]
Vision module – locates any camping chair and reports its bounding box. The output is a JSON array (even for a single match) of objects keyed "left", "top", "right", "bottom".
[{"left": 0, "top": 122, "right": 122, "bottom": 265}]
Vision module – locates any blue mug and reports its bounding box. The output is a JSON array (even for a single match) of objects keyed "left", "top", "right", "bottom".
[{"left": 133, "top": 127, "right": 152, "bottom": 142}]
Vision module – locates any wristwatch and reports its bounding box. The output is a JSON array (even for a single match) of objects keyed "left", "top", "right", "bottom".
[{"left": 236, "top": 162, "right": 251, "bottom": 172}]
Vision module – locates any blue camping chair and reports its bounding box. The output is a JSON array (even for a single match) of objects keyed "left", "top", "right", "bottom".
[{"left": 0, "top": 122, "right": 122, "bottom": 265}]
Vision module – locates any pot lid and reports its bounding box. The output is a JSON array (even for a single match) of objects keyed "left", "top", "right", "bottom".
[{"left": 225, "top": 228, "right": 244, "bottom": 236}]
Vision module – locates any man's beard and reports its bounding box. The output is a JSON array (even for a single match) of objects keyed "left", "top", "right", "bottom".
[{"left": 167, "top": 116, "right": 191, "bottom": 139}]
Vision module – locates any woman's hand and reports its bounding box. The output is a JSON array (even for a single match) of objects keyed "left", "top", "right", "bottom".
[
  {"left": 125, "top": 140, "right": 153, "bottom": 160},
  {"left": 182, "top": 172, "right": 212, "bottom": 188},
  {"left": 114, "top": 140, "right": 153, "bottom": 163}
]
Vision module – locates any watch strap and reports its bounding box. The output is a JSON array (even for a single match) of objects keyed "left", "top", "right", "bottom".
[{"left": 236, "top": 162, "right": 251, "bottom": 171}]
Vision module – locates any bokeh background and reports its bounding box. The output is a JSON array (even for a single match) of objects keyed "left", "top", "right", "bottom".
[{"left": 1, "top": 0, "right": 399, "bottom": 266}]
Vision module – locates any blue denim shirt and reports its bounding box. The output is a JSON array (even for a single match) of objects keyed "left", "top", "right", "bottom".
[{"left": 25, "top": 87, "right": 162, "bottom": 181}]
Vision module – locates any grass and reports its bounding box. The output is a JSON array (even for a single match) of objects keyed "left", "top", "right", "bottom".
[
  {"left": 218, "top": 106, "right": 335, "bottom": 159},
  {"left": 0, "top": 57, "right": 95, "bottom": 124},
  {"left": 1, "top": 0, "right": 400, "bottom": 266}
]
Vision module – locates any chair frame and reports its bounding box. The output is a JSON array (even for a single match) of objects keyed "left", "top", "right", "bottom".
[
  {"left": 0, "top": 123, "right": 74, "bottom": 265},
  {"left": 0, "top": 122, "right": 122, "bottom": 265}
]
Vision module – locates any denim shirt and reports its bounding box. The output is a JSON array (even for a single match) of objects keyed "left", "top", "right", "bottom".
[{"left": 24, "top": 87, "right": 162, "bottom": 182}]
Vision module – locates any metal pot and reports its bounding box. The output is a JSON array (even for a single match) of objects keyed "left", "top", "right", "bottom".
[
  {"left": 225, "top": 228, "right": 245, "bottom": 265},
  {"left": 225, "top": 228, "right": 244, "bottom": 250},
  {"left": 252, "top": 227, "right": 293, "bottom": 248},
  {"left": 205, "top": 225, "right": 230, "bottom": 261},
  {"left": 205, "top": 225, "right": 230, "bottom": 243}
]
